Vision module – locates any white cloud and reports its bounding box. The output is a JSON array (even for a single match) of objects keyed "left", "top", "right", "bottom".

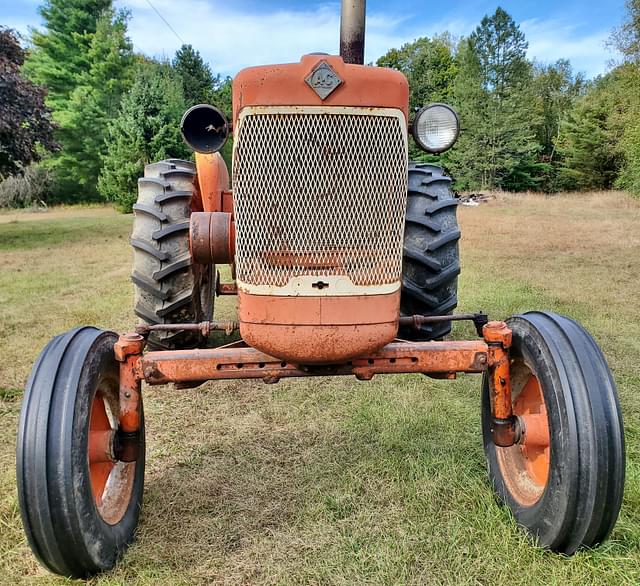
[
  {"left": 521, "top": 18, "right": 618, "bottom": 76},
  {"left": 13, "top": 0, "right": 615, "bottom": 78},
  {"left": 116, "top": 0, "right": 475, "bottom": 74}
]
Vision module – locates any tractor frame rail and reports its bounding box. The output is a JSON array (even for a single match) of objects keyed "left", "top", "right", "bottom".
[{"left": 113, "top": 319, "right": 517, "bottom": 448}]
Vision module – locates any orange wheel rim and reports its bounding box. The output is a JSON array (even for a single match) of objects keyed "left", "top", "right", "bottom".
[
  {"left": 495, "top": 360, "right": 550, "bottom": 506},
  {"left": 88, "top": 383, "right": 136, "bottom": 525},
  {"left": 89, "top": 393, "right": 115, "bottom": 506}
]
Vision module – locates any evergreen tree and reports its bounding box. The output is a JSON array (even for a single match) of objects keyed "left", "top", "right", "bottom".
[
  {"left": 211, "top": 76, "right": 233, "bottom": 115},
  {"left": 24, "top": 0, "right": 111, "bottom": 112},
  {"left": 530, "top": 60, "right": 585, "bottom": 191},
  {"left": 173, "top": 44, "right": 216, "bottom": 105},
  {"left": 0, "top": 28, "right": 57, "bottom": 178},
  {"left": 49, "top": 9, "right": 133, "bottom": 200},
  {"left": 557, "top": 75, "right": 622, "bottom": 191},
  {"left": 449, "top": 8, "right": 540, "bottom": 190},
  {"left": 98, "top": 60, "right": 190, "bottom": 211}
]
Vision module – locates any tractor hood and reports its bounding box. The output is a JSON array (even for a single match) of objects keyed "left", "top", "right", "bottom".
[{"left": 232, "top": 54, "right": 409, "bottom": 125}]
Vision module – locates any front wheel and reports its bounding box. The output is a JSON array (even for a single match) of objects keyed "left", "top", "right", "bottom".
[
  {"left": 17, "top": 328, "right": 145, "bottom": 578},
  {"left": 482, "top": 312, "right": 625, "bottom": 554}
]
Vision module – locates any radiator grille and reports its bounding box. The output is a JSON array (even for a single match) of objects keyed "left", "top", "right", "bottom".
[{"left": 233, "top": 107, "right": 408, "bottom": 292}]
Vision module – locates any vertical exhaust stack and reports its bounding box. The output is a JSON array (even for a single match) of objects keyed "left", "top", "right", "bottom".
[{"left": 340, "top": 0, "right": 366, "bottom": 65}]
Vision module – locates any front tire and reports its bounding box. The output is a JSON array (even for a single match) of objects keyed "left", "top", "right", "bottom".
[
  {"left": 400, "top": 163, "right": 461, "bottom": 341},
  {"left": 482, "top": 312, "right": 625, "bottom": 554},
  {"left": 17, "top": 328, "right": 145, "bottom": 578}
]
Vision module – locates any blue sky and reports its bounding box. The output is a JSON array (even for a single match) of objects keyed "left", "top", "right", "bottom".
[{"left": 3, "top": 0, "right": 626, "bottom": 78}]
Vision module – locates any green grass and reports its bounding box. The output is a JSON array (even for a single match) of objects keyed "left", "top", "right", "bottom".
[{"left": 1, "top": 195, "right": 639, "bottom": 584}]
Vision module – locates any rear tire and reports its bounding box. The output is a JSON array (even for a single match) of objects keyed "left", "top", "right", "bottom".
[
  {"left": 17, "top": 328, "right": 145, "bottom": 578},
  {"left": 482, "top": 312, "right": 625, "bottom": 554},
  {"left": 400, "top": 163, "right": 460, "bottom": 341},
  {"left": 131, "top": 159, "right": 213, "bottom": 349}
]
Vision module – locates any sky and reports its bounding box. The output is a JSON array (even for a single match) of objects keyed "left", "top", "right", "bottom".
[{"left": 2, "top": 0, "right": 627, "bottom": 78}]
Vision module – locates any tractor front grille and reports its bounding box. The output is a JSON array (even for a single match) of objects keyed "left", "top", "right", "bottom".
[{"left": 233, "top": 106, "right": 408, "bottom": 293}]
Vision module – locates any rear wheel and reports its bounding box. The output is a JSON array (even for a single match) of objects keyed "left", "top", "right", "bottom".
[
  {"left": 482, "top": 312, "right": 625, "bottom": 554},
  {"left": 17, "top": 328, "right": 145, "bottom": 578},
  {"left": 131, "top": 159, "right": 213, "bottom": 349},
  {"left": 400, "top": 163, "right": 460, "bottom": 341}
]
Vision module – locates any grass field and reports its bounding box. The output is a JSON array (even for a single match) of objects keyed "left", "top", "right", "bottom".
[{"left": 1, "top": 193, "right": 639, "bottom": 585}]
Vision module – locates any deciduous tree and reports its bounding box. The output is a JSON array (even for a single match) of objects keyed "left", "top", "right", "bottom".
[{"left": 0, "top": 28, "right": 57, "bottom": 178}]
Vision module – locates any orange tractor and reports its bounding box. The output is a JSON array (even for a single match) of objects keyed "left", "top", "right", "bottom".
[{"left": 17, "top": 1, "right": 624, "bottom": 578}]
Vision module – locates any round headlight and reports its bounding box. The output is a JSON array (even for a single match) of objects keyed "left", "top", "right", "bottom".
[{"left": 412, "top": 104, "right": 460, "bottom": 154}]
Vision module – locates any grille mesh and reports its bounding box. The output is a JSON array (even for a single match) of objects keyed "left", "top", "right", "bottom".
[{"left": 233, "top": 108, "right": 408, "bottom": 290}]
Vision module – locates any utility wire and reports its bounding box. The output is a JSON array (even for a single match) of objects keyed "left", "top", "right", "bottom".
[{"left": 144, "top": 0, "right": 186, "bottom": 45}]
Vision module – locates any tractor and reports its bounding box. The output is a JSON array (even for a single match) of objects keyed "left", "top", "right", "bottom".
[{"left": 17, "top": 0, "right": 625, "bottom": 578}]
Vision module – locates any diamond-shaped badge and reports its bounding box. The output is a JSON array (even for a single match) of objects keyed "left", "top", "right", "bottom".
[{"left": 305, "top": 61, "right": 343, "bottom": 100}]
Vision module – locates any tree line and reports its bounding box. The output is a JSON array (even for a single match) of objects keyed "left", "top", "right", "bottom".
[
  {"left": 1, "top": 0, "right": 639, "bottom": 210},
  {"left": 379, "top": 3, "right": 640, "bottom": 194}
]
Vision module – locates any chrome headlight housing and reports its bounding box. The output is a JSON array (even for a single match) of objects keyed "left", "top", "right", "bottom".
[{"left": 412, "top": 103, "right": 460, "bottom": 154}]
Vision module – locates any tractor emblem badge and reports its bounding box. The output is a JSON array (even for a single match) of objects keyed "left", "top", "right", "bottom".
[{"left": 305, "top": 61, "right": 343, "bottom": 99}]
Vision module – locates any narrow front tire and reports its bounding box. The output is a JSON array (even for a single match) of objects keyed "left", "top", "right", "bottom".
[
  {"left": 481, "top": 312, "right": 625, "bottom": 554},
  {"left": 17, "top": 328, "right": 145, "bottom": 578}
]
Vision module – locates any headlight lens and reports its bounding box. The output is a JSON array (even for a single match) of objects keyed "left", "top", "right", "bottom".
[{"left": 412, "top": 104, "right": 460, "bottom": 153}]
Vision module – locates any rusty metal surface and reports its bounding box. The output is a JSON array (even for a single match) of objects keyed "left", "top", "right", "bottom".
[
  {"left": 190, "top": 211, "right": 235, "bottom": 265},
  {"left": 138, "top": 340, "right": 490, "bottom": 385},
  {"left": 238, "top": 290, "right": 400, "bottom": 363},
  {"left": 240, "top": 290, "right": 399, "bottom": 325},
  {"left": 241, "top": 322, "right": 399, "bottom": 364},
  {"left": 340, "top": 0, "right": 366, "bottom": 65},
  {"left": 483, "top": 321, "right": 517, "bottom": 447},
  {"left": 194, "top": 152, "right": 230, "bottom": 213},
  {"left": 399, "top": 313, "right": 489, "bottom": 336},
  {"left": 216, "top": 280, "right": 238, "bottom": 296},
  {"left": 232, "top": 54, "right": 409, "bottom": 124},
  {"left": 136, "top": 321, "right": 239, "bottom": 337},
  {"left": 88, "top": 430, "right": 115, "bottom": 464},
  {"left": 483, "top": 321, "right": 513, "bottom": 347},
  {"left": 114, "top": 333, "right": 145, "bottom": 434}
]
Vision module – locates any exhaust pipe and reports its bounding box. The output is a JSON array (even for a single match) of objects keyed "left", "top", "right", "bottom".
[
  {"left": 340, "top": 0, "right": 366, "bottom": 65},
  {"left": 180, "top": 104, "right": 229, "bottom": 154}
]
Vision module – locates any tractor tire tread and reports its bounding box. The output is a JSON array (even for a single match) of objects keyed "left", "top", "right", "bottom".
[
  {"left": 130, "top": 159, "right": 213, "bottom": 349},
  {"left": 132, "top": 204, "right": 167, "bottom": 222},
  {"left": 400, "top": 162, "right": 460, "bottom": 341},
  {"left": 130, "top": 238, "right": 170, "bottom": 261},
  {"left": 155, "top": 190, "right": 192, "bottom": 204},
  {"left": 131, "top": 271, "right": 171, "bottom": 300}
]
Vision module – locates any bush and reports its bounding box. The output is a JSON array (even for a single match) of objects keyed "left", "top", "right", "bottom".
[{"left": 0, "top": 165, "right": 55, "bottom": 208}]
